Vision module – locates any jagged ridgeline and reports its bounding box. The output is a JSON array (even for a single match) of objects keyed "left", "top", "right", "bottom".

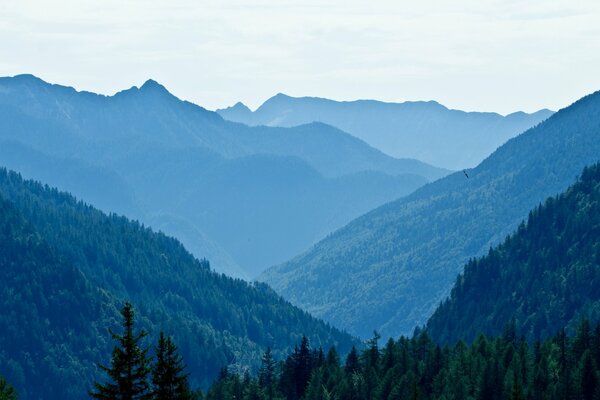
[
  {"left": 0, "top": 169, "right": 356, "bottom": 400},
  {"left": 217, "top": 93, "right": 553, "bottom": 170},
  {"left": 0, "top": 75, "right": 449, "bottom": 279},
  {"left": 427, "top": 162, "right": 600, "bottom": 343}
]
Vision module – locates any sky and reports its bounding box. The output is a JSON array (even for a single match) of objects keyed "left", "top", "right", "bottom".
[{"left": 1, "top": 0, "right": 600, "bottom": 114}]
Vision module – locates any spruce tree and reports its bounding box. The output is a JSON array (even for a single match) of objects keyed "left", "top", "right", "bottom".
[
  {"left": 0, "top": 375, "right": 16, "bottom": 400},
  {"left": 344, "top": 346, "right": 359, "bottom": 374},
  {"left": 152, "top": 332, "right": 193, "bottom": 400},
  {"left": 90, "top": 302, "right": 151, "bottom": 400},
  {"left": 258, "top": 347, "right": 276, "bottom": 400},
  {"left": 295, "top": 336, "right": 312, "bottom": 398},
  {"left": 579, "top": 351, "right": 597, "bottom": 400}
]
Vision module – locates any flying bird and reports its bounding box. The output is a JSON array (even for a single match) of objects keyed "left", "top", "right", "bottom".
[{"left": 463, "top": 170, "right": 469, "bottom": 179}]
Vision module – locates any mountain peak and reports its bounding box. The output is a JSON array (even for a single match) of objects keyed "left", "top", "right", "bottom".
[
  {"left": 0, "top": 73, "right": 47, "bottom": 87},
  {"left": 216, "top": 101, "right": 254, "bottom": 122},
  {"left": 230, "top": 101, "right": 251, "bottom": 112},
  {"left": 139, "top": 79, "right": 169, "bottom": 94},
  {"left": 13, "top": 73, "right": 44, "bottom": 82},
  {"left": 114, "top": 78, "right": 174, "bottom": 100},
  {"left": 266, "top": 92, "right": 293, "bottom": 103}
]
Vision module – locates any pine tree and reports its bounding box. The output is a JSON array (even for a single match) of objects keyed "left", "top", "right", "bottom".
[
  {"left": 152, "top": 331, "right": 193, "bottom": 400},
  {"left": 579, "top": 351, "right": 597, "bottom": 400},
  {"left": 509, "top": 380, "right": 525, "bottom": 400},
  {"left": 344, "top": 346, "right": 359, "bottom": 374},
  {"left": 279, "top": 353, "right": 298, "bottom": 400},
  {"left": 90, "top": 302, "right": 151, "bottom": 400},
  {"left": 0, "top": 375, "right": 17, "bottom": 400},
  {"left": 295, "top": 336, "right": 313, "bottom": 399},
  {"left": 557, "top": 328, "right": 572, "bottom": 400},
  {"left": 258, "top": 347, "right": 276, "bottom": 400},
  {"left": 363, "top": 331, "right": 380, "bottom": 370}
]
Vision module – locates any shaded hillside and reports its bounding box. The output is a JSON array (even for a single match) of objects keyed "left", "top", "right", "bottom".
[
  {"left": 0, "top": 192, "right": 118, "bottom": 400},
  {"left": 0, "top": 75, "right": 447, "bottom": 277},
  {"left": 427, "top": 163, "right": 600, "bottom": 343},
  {"left": 218, "top": 93, "right": 553, "bottom": 169},
  {"left": 261, "top": 89, "right": 600, "bottom": 339},
  {"left": 0, "top": 169, "right": 357, "bottom": 400}
]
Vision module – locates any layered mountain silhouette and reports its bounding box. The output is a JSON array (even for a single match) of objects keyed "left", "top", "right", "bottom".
[
  {"left": 0, "top": 168, "right": 357, "bottom": 400},
  {"left": 0, "top": 74, "right": 448, "bottom": 278},
  {"left": 217, "top": 94, "right": 553, "bottom": 170},
  {"left": 260, "top": 89, "right": 600, "bottom": 339},
  {"left": 426, "top": 162, "right": 600, "bottom": 343}
]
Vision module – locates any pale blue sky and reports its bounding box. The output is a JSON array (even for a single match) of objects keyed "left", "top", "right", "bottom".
[{"left": 2, "top": 0, "right": 600, "bottom": 114}]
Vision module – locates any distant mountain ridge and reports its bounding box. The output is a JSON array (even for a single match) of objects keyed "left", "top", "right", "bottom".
[
  {"left": 260, "top": 89, "right": 600, "bottom": 339},
  {"left": 0, "top": 74, "right": 448, "bottom": 278},
  {"left": 217, "top": 94, "right": 553, "bottom": 170}
]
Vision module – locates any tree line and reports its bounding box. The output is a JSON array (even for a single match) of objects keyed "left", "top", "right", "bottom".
[
  {"left": 2, "top": 303, "right": 600, "bottom": 399},
  {"left": 84, "top": 302, "right": 600, "bottom": 400},
  {"left": 207, "top": 320, "right": 600, "bottom": 400}
]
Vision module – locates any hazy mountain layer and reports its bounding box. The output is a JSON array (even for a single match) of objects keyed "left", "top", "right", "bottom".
[
  {"left": 0, "top": 74, "right": 447, "bottom": 277},
  {"left": 218, "top": 94, "right": 553, "bottom": 170},
  {"left": 261, "top": 89, "right": 600, "bottom": 338}
]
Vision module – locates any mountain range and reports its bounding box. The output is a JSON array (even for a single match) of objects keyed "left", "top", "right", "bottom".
[
  {"left": 0, "top": 168, "right": 356, "bottom": 400},
  {"left": 260, "top": 89, "right": 600, "bottom": 339},
  {"left": 217, "top": 94, "right": 553, "bottom": 170},
  {"left": 1, "top": 73, "right": 598, "bottom": 400},
  {"left": 0, "top": 74, "right": 448, "bottom": 278}
]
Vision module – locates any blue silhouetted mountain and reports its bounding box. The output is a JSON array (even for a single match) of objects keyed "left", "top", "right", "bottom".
[
  {"left": 217, "top": 93, "right": 553, "bottom": 170},
  {"left": 0, "top": 168, "right": 357, "bottom": 400},
  {"left": 219, "top": 101, "right": 253, "bottom": 121},
  {"left": 427, "top": 162, "right": 600, "bottom": 343},
  {"left": 0, "top": 74, "right": 448, "bottom": 278},
  {"left": 260, "top": 89, "right": 600, "bottom": 339}
]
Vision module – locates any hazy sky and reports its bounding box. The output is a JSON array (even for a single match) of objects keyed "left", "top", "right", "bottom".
[{"left": 2, "top": 0, "right": 600, "bottom": 114}]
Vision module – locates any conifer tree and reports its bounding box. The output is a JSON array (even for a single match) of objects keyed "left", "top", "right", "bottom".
[
  {"left": 152, "top": 331, "right": 193, "bottom": 400},
  {"left": 295, "top": 336, "right": 312, "bottom": 399},
  {"left": 90, "top": 302, "right": 151, "bottom": 400},
  {"left": 344, "top": 346, "right": 360, "bottom": 374},
  {"left": 578, "top": 351, "right": 597, "bottom": 400},
  {"left": 363, "top": 331, "right": 381, "bottom": 370},
  {"left": 0, "top": 375, "right": 16, "bottom": 400},
  {"left": 258, "top": 347, "right": 276, "bottom": 400}
]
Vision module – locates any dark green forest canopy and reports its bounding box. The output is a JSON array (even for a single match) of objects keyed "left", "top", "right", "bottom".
[
  {"left": 0, "top": 168, "right": 356, "bottom": 400},
  {"left": 426, "top": 162, "right": 600, "bottom": 344},
  {"left": 205, "top": 322, "right": 600, "bottom": 400}
]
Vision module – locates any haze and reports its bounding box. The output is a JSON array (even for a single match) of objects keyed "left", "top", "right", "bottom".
[{"left": 2, "top": 0, "right": 600, "bottom": 114}]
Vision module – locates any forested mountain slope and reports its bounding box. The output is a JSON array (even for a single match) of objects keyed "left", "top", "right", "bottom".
[
  {"left": 0, "top": 169, "right": 356, "bottom": 400},
  {"left": 0, "top": 74, "right": 447, "bottom": 277},
  {"left": 261, "top": 89, "right": 600, "bottom": 339},
  {"left": 426, "top": 163, "right": 600, "bottom": 343},
  {"left": 0, "top": 192, "right": 117, "bottom": 400},
  {"left": 217, "top": 93, "right": 553, "bottom": 169}
]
